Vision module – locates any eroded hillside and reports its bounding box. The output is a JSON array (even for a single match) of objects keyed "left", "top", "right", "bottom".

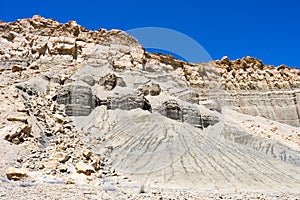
[{"left": 0, "top": 16, "right": 300, "bottom": 198}]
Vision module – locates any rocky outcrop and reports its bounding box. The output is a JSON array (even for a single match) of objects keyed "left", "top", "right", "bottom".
[
  {"left": 217, "top": 56, "right": 300, "bottom": 90},
  {"left": 158, "top": 100, "right": 219, "bottom": 129},
  {"left": 1, "top": 15, "right": 299, "bottom": 127},
  {"left": 0, "top": 15, "right": 145, "bottom": 70},
  {"left": 0, "top": 16, "right": 300, "bottom": 194},
  {"left": 159, "top": 100, "right": 182, "bottom": 121},
  {"left": 106, "top": 94, "right": 152, "bottom": 112},
  {"left": 139, "top": 83, "right": 162, "bottom": 96},
  {"left": 99, "top": 73, "right": 126, "bottom": 90},
  {"left": 225, "top": 90, "right": 300, "bottom": 126},
  {"left": 56, "top": 85, "right": 95, "bottom": 116},
  {"left": 223, "top": 125, "right": 300, "bottom": 166},
  {"left": 216, "top": 56, "right": 300, "bottom": 126}
]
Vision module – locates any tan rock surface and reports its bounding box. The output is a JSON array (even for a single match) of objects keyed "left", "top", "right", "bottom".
[
  {"left": 6, "top": 167, "right": 29, "bottom": 180},
  {"left": 0, "top": 16, "right": 299, "bottom": 199},
  {"left": 75, "top": 161, "right": 95, "bottom": 176}
]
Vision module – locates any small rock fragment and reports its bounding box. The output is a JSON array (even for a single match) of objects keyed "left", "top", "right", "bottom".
[
  {"left": 20, "top": 124, "right": 32, "bottom": 135},
  {"left": 83, "top": 149, "right": 92, "bottom": 159},
  {"left": 29, "top": 64, "right": 39, "bottom": 70},
  {"left": 57, "top": 165, "right": 68, "bottom": 173},
  {"left": 75, "top": 161, "right": 95, "bottom": 176},
  {"left": 52, "top": 152, "right": 70, "bottom": 163},
  {"left": 40, "top": 158, "right": 59, "bottom": 170},
  {"left": 53, "top": 113, "right": 67, "bottom": 124},
  {"left": 7, "top": 114, "right": 28, "bottom": 123},
  {"left": 64, "top": 179, "right": 75, "bottom": 184},
  {"left": 149, "top": 83, "right": 161, "bottom": 96},
  {"left": 6, "top": 167, "right": 29, "bottom": 181},
  {"left": 100, "top": 73, "right": 117, "bottom": 90},
  {"left": 11, "top": 65, "right": 23, "bottom": 72},
  {"left": 140, "top": 85, "right": 150, "bottom": 96}
]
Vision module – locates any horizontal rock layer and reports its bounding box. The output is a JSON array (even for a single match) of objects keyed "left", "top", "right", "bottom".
[{"left": 0, "top": 16, "right": 299, "bottom": 193}]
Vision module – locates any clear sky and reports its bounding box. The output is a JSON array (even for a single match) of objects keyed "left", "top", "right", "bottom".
[{"left": 1, "top": 0, "right": 299, "bottom": 68}]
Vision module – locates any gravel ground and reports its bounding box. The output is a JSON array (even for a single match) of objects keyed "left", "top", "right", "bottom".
[{"left": 1, "top": 180, "right": 300, "bottom": 200}]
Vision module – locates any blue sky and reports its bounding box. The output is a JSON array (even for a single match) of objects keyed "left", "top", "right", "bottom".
[{"left": 1, "top": 0, "right": 299, "bottom": 68}]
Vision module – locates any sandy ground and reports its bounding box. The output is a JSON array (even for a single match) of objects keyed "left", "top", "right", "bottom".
[{"left": 1, "top": 180, "right": 300, "bottom": 200}]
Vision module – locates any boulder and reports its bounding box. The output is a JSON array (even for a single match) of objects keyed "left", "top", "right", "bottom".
[
  {"left": 20, "top": 124, "right": 32, "bottom": 135},
  {"left": 99, "top": 73, "right": 117, "bottom": 90},
  {"left": 149, "top": 83, "right": 161, "bottom": 96},
  {"left": 53, "top": 113, "right": 67, "bottom": 124},
  {"left": 99, "top": 73, "right": 126, "bottom": 90},
  {"left": 7, "top": 113, "right": 28, "bottom": 123},
  {"left": 11, "top": 65, "right": 23, "bottom": 72},
  {"left": 82, "top": 149, "right": 92, "bottom": 159},
  {"left": 140, "top": 85, "right": 150, "bottom": 96},
  {"left": 116, "top": 76, "right": 126, "bottom": 87},
  {"left": 29, "top": 64, "right": 39, "bottom": 70},
  {"left": 75, "top": 161, "right": 95, "bottom": 176},
  {"left": 2, "top": 124, "right": 32, "bottom": 144},
  {"left": 112, "top": 55, "right": 133, "bottom": 71},
  {"left": 40, "top": 158, "right": 60, "bottom": 170},
  {"left": 6, "top": 167, "right": 29, "bottom": 180},
  {"left": 1, "top": 126, "right": 19, "bottom": 140},
  {"left": 91, "top": 157, "right": 101, "bottom": 171},
  {"left": 52, "top": 152, "right": 70, "bottom": 163}
]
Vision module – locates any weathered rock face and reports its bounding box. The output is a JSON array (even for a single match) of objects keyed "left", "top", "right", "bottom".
[
  {"left": 0, "top": 15, "right": 145, "bottom": 70},
  {"left": 81, "top": 75, "right": 95, "bottom": 86},
  {"left": 215, "top": 56, "right": 300, "bottom": 127},
  {"left": 225, "top": 90, "right": 300, "bottom": 126},
  {"left": 106, "top": 94, "right": 152, "bottom": 112},
  {"left": 182, "top": 107, "right": 219, "bottom": 129},
  {"left": 157, "top": 100, "right": 219, "bottom": 129},
  {"left": 159, "top": 100, "right": 182, "bottom": 121},
  {"left": 0, "top": 16, "right": 300, "bottom": 194},
  {"left": 1, "top": 15, "right": 298, "bottom": 127},
  {"left": 56, "top": 85, "right": 95, "bottom": 116}
]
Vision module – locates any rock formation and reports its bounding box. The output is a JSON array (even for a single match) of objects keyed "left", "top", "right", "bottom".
[
  {"left": 0, "top": 16, "right": 299, "bottom": 198},
  {"left": 217, "top": 56, "right": 300, "bottom": 126}
]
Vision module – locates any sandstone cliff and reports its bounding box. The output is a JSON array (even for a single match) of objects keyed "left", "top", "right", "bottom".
[{"left": 0, "top": 16, "right": 300, "bottom": 198}]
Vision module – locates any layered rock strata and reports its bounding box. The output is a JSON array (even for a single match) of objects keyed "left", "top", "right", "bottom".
[{"left": 0, "top": 16, "right": 299, "bottom": 194}]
